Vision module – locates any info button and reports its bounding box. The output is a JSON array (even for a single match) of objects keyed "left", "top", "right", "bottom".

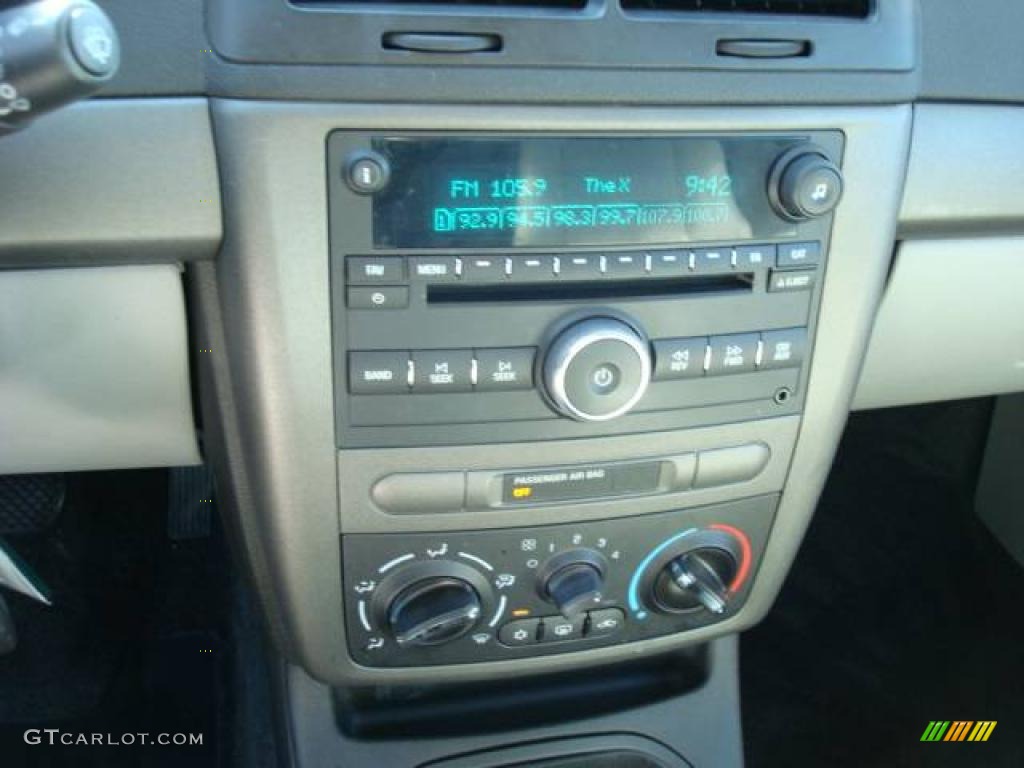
[{"left": 475, "top": 348, "right": 535, "bottom": 392}]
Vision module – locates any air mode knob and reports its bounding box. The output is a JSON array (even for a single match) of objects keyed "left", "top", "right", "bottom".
[
  {"left": 769, "top": 145, "right": 844, "bottom": 221},
  {"left": 542, "top": 317, "right": 652, "bottom": 422},
  {"left": 385, "top": 576, "right": 482, "bottom": 647}
]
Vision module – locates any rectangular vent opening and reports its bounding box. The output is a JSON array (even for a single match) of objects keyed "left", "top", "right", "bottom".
[
  {"left": 620, "top": 0, "right": 871, "bottom": 18},
  {"left": 295, "top": 0, "right": 589, "bottom": 9}
]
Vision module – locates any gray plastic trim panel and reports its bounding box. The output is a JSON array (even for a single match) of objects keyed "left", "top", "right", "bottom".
[
  {"left": 0, "top": 265, "right": 201, "bottom": 474},
  {"left": 339, "top": 418, "right": 796, "bottom": 533},
  {"left": 283, "top": 636, "right": 742, "bottom": 768},
  {"left": 210, "top": 0, "right": 915, "bottom": 72},
  {"left": 853, "top": 237, "right": 1024, "bottom": 410},
  {"left": 0, "top": 99, "right": 221, "bottom": 267},
  {"left": 204, "top": 100, "right": 911, "bottom": 685},
  {"left": 899, "top": 105, "right": 1024, "bottom": 237}
]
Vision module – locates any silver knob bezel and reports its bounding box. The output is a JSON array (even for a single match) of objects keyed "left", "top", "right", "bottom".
[{"left": 543, "top": 317, "right": 652, "bottom": 423}]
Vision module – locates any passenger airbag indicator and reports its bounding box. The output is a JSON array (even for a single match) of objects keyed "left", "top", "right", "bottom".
[{"left": 503, "top": 461, "right": 661, "bottom": 504}]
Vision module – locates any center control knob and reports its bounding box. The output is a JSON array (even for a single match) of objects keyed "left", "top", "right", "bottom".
[
  {"left": 386, "top": 576, "right": 482, "bottom": 647},
  {"left": 537, "top": 548, "right": 609, "bottom": 618},
  {"left": 543, "top": 317, "right": 652, "bottom": 422}
]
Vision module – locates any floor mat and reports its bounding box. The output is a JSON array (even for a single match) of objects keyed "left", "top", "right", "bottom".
[
  {"left": 742, "top": 399, "right": 1024, "bottom": 768},
  {"left": 0, "top": 470, "right": 227, "bottom": 768}
]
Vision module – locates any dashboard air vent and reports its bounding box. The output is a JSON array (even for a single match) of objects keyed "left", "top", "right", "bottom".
[
  {"left": 296, "top": 0, "right": 588, "bottom": 8},
  {"left": 620, "top": 0, "right": 870, "bottom": 17}
]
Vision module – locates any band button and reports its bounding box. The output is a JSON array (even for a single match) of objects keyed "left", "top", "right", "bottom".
[{"left": 348, "top": 351, "right": 409, "bottom": 394}]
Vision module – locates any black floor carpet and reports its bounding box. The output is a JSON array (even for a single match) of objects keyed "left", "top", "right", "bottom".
[
  {"left": 0, "top": 471, "right": 228, "bottom": 768},
  {"left": 742, "top": 399, "right": 1024, "bottom": 768}
]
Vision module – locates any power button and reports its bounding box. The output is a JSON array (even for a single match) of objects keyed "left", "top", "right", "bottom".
[{"left": 344, "top": 151, "right": 391, "bottom": 195}]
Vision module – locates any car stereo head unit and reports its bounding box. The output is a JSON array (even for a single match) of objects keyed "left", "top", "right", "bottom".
[{"left": 327, "top": 131, "right": 844, "bottom": 449}]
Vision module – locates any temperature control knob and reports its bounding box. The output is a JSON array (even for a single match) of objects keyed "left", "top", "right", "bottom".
[
  {"left": 537, "top": 549, "right": 608, "bottom": 618},
  {"left": 543, "top": 317, "right": 652, "bottom": 422},
  {"left": 653, "top": 548, "right": 737, "bottom": 615},
  {"left": 386, "top": 576, "right": 482, "bottom": 647},
  {"left": 640, "top": 526, "right": 749, "bottom": 616},
  {"left": 769, "top": 146, "right": 844, "bottom": 221}
]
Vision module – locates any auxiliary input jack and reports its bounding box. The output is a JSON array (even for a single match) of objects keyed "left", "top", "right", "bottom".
[{"left": 773, "top": 387, "right": 793, "bottom": 405}]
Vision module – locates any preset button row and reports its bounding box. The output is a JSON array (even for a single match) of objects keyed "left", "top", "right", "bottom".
[
  {"left": 349, "top": 348, "right": 535, "bottom": 395},
  {"left": 346, "top": 242, "right": 821, "bottom": 286},
  {"left": 652, "top": 327, "right": 807, "bottom": 381}
]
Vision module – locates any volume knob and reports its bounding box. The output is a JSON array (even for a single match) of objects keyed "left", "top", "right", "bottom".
[
  {"left": 543, "top": 317, "right": 652, "bottom": 422},
  {"left": 770, "top": 145, "right": 844, "bottom": 221}
]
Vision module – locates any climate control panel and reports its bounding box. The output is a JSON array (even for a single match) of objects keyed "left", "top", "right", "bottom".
[{"left": 341, "top": 495, "right": 775, "bottom": 667}]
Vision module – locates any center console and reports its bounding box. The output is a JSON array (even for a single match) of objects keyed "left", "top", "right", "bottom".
[
  {"left": 327, "top": 130, "right": 842, "bottom": 672},
  {"left": 197, "top": 101, "right": 912, "bottom": 750}
]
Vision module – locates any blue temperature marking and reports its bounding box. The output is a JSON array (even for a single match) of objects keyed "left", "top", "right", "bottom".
[{"left": 627, "top": 528, "right": 698, "bottom": 620}]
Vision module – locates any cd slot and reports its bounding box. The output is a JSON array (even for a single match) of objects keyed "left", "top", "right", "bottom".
[{"left": 428, "top": 274, "right": 754, "bottom": 304}]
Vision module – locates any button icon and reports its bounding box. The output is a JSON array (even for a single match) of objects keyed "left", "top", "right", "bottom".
[
  {"left": 353, "top": 580, "right": 376, "bottom": 594},
  {"left": 591, "top": 365, "right": 617, "bottom": 392},
  {"left": 707, "top": 334, "right": 758, "bottom": 376},
  {"left": 426, "top": 543, "right": 448, "bottom": 559},
  {"left": 494, "top": 573, "right": 516, "bottom": 590},
  {"left": 472, "top": 633, "right": 490, "bottom": 645},
  {"left": 345, "top": 152, "right": 390, "bottom": 195},
  {"left": 365, "top": 637, "right": 385, "bottom": 651},
  {"left": 475, "top": 348, "right": 535, "bottom": 392}
]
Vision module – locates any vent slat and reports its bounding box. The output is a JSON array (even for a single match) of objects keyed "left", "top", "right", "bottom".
[
  {"left": 620, "top": 0, "right": 871, "bottom": 17},
  {"left": 297, "top": 0, "right": 589, "bottom": 7}
]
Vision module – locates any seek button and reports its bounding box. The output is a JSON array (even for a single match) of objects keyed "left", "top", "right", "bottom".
[{"left": 475, "top": 348, "right": 535, "bottom": 391}]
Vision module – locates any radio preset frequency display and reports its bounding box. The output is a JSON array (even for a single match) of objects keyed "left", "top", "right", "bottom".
[{"left": 368, "top": 137, "right": 801, "bottom": 249}]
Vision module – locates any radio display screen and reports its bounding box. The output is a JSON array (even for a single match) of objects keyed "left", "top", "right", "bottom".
[{"left": 370, "top": 136, "right": 798, "bottom": 249}]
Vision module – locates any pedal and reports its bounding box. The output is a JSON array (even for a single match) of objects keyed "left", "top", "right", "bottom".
[
  {"left": 168, "top": 465, "right": 215, "bottom": 540},
  {"left": 0, "top": 539, "right": 51, "bottom": 605},
  {"left": 0, "top": 473, "right": 64, "bottom": 535}
]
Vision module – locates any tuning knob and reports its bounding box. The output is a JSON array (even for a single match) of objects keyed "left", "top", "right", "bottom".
[
  {"left": 385, "top": 576, "right": 482, "bottom": 647},
  {"left": 769, "top": 145, "right": 844, "bottom": 221},
  {"left": 542, "top": 317, "right": 652, "bottom": 422},
  {"left": 537, "top": 549, "right": 608, "bottom": 618}
]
